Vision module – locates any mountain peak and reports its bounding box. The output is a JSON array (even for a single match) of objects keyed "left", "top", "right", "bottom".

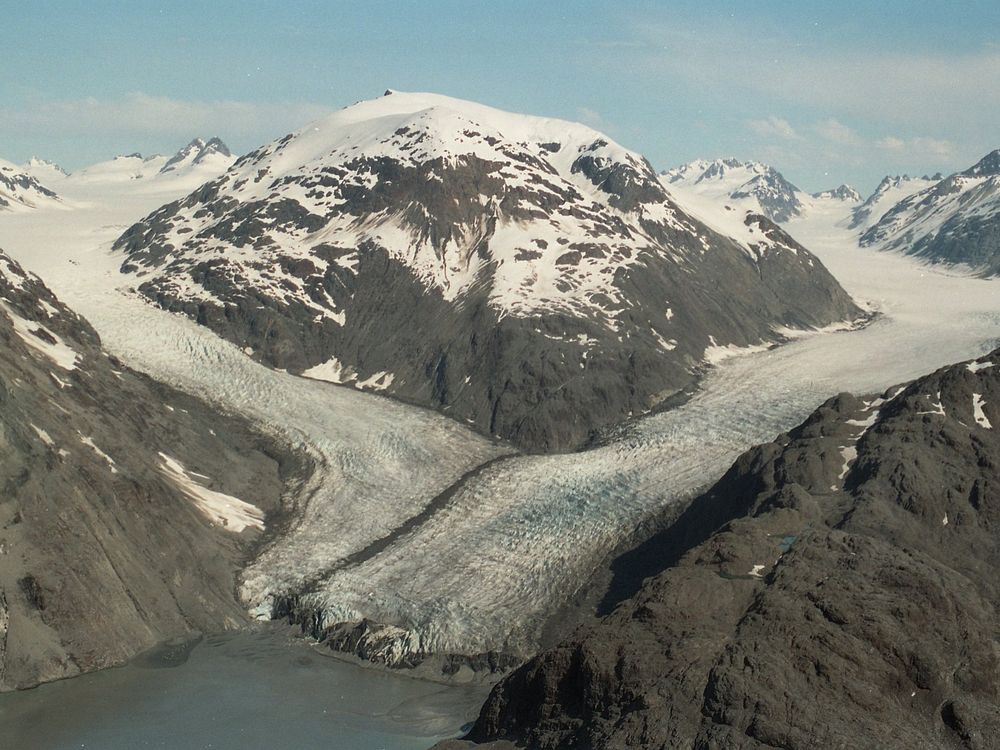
[
  {"left": 114, "top": 91, "right": 858, "bottom": 451},
  {"left": 812, "top": 184, "right": 862, "bottom": 202},
  {"left": 159, "top": 137, "right": 234, "bottom": 174},
  {"left": 24, "top": 157, "right": 68, "bottom": 176}
]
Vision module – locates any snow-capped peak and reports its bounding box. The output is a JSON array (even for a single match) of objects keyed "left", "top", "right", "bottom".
[
  {"left": 812, "top": 184, "right": 861, "bottom": 203},
  {"left": 663, "top": 157, "right": 804, "bottom": 223},
  {"left": 22, "top": 157, "right": 69, "bottom": 179},
  {"left": 159, "top": 137, "right": 233, "bottom": 175},
  {"left": 229, "top": 90, "right": 646, "bottom": 189}
]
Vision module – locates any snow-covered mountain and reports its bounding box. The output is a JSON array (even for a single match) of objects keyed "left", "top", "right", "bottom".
[
  {"left": 811, "top": 184, "right": 862, "bottom": 203},
  {"left": 0, "top": 159, "right": 61, "bottom": 211},
  {"left": 66, "top": 137, "right": 235, "bottom": 186},
  {"left": 114, "top": 91, "right": 859, "bottom": 452},
  {"left": 849, "top": 173, "right": 941, "bottom": 231},
  {"left": 66, "top": 152, "right": 169, "bottom": 184},
  {"left": 0, "top": 247, "right": 284, "bottom": 690},
  {"left": 663, "top": 158, "right": 806, "bottom": 223},
  {"left": 20, "top": 157, "right": 69, "bottom": 183},
  {"left": 860, "top": 150, "right": 1000, "bottom": 273}
]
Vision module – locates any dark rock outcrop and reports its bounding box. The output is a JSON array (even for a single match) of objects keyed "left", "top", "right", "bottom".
[{"left": 455, "top": 351, "right": 1000, "bottom": 749}]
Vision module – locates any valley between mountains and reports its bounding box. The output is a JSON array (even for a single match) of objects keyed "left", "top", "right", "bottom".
[{"left": 1, "top": 93, "right": 999, "bottom": 746}]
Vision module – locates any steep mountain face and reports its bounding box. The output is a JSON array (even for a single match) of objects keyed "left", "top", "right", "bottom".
[
  {"left": 663, "top": 158, "right": 805, "bottom": 223},
  {"left": 455, "top": 352, "right": 1000, "bottom": 750},
  {"left": 850, "top": 173, "right": 941, "bottom": 231},
  {"left": 860, "top": 151, "right": 1000, "bottom": 274},
  {"left": 0, "top": 160, "right": 60, "bottom": 211},
  {"left": 0, "top": 249, "right": 290, "bottom": 691},
  {"left": 113, "top": 91, "right": 859, "bottom": 452},
  {"left": 811, "top": 184, "right": 861, "bottom": 202}
]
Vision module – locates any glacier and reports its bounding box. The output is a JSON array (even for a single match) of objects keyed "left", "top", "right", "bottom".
[{"left": 1, "top": 168, "right": 999, "bottom": 663}]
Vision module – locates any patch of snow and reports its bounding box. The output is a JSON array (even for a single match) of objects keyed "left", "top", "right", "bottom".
[
  {"left": 972, "top": 393, "right": 991, "bottom": 428},
  {"left": 356, "top": 371, "right": 395, "bottom": 391},
  {"left": 301, "top": 355, "right": 357, "bottom": 385},
  {"left": 78, "top": 433, "right": 118, "bottom": 473},
  {"left": 30, "top": 424, "right": 54, "bottom": 447},
  {"left": 917, "top": 392, "right": 947, "bottom": 417},
  {"left": 838, "top": 446, "right": 858, "bottom": 481},
  {"left": 159, "top": 452, "right": 264, "bottom": 532},
  {"left": 0, "top": 301, "right": 79, "bottom": 370},
  {"left": 967, "top": 360, "right": 994, "bottom": 373}
]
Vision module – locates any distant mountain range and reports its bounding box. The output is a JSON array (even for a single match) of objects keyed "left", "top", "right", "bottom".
[
  {"left": 112, "top": 91, "right": 860, "bottom": 452},
  {"left": 64, "top": 137, "right": 235, "bottom": 185},
  {"left": 666, "top": 151, "right": 1000, "bottom": 277},
  {"left": 663, "top": 158, "right": 812, "bottom": 223},
  {"left": 1, "top": 138, "right": 235, "bottom": 214},
  {"left": 663, "top": 158, "right": 861, "bottom": 225}
]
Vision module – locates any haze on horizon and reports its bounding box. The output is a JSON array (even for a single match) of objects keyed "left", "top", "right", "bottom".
[{"left": 4, "top": 0, "right": 998, "bottom": 194}]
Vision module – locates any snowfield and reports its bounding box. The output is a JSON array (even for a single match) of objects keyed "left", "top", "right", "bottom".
[{"left": 1, "top": 168, "right": 999, "bottom": 661}]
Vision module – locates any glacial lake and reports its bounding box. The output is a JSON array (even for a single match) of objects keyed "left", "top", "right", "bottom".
[{"left": 0, "top": 630, "right": 488, "bottom": 749}]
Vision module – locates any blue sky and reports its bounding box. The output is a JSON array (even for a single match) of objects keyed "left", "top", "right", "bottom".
[{"left": 4, "top": 1, "right": 998, "bottom": 193}]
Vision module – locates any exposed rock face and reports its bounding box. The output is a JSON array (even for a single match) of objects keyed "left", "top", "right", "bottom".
[
  {"left": 457, "top": 351, "right": 1000, "bottom": 749},
  {"left": 114, "top": 92, "right": 859, "bottom": 452},
  {"left": 860, "top": 151, "right": 1000, "bottom": 273},
  {"left": 663, "top": 158, "right": 806, "bottom": 223},
  {"left": 0, "top": 249, "right": 290, "bottom": 691}
]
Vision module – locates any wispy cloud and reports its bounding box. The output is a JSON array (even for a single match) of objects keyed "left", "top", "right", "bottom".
[
  {"left": 813, "top": 118, "right": 861, "bottom": 145},
  {"left": 877, "top": 135, "right": 956, "bottom": 159},
  {"left": 622, "top": 22, "right": 1000, "bottom": 129},
  {"left": 0, "top": 92, "right": 331, "bottom": 142},
  {"left": 747, "top": 116, "right": 801, "bottom": 140},
  {"left": 576, "top": 106, "right": 606, "bottom": 129}
]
